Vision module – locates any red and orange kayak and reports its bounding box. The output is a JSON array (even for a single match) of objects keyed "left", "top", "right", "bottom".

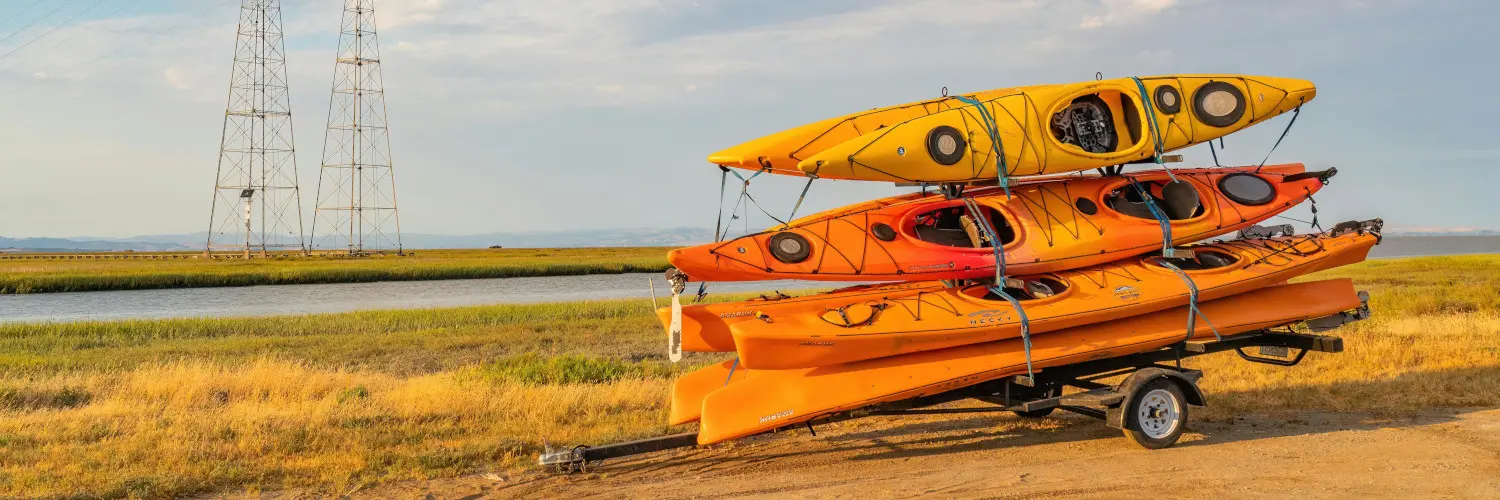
[
  {"left": 668, "top": 164, "right": 1332, "bottom": 283},
  {"left": 680, "top": 278, "right": 1361, "bottom": 443},
  {"left": 661, "top": 221, "right": 1379, "bottom": 368}
]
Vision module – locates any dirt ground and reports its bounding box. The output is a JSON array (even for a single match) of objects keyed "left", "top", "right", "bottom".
[{"left": 336, "top": 407, "right": 1500, "bottom": 499}]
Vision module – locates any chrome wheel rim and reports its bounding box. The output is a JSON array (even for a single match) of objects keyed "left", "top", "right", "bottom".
[{"left": 1137, "top": 388, "right": 1180, "bottom": 439}]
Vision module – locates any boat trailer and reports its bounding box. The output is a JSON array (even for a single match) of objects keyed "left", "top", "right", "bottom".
[{"left": 540, "top": 307, "right": 1365, "bottom": 472}]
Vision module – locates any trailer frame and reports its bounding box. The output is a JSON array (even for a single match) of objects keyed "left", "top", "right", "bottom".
[{"left": 540, "top": 305, "right": 1366, "bottom": 472}]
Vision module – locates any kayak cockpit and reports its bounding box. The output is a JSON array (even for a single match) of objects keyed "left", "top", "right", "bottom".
[
  {"left": 912, "top": 204, "right": 1015, "bottom": 248},
  {"left": 1050, "top": 90, "right": 1144, "bottom": 155},
  {"left": 1152, "top": 249, "right": 1241, "bottom": 271},
  {"left": 958, "top": 276, "right": 1070, "bottom": 301}
]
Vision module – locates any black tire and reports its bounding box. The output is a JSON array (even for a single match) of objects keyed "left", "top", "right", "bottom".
[{"left": 1123, "top": 378, "right": 1188, "bottom": 449}]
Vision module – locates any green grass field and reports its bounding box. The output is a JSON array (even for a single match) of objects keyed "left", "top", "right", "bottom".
[
  {"left": 0, "top": 247, "right": 671, "bottom": 294},
  {"left": 0, "top": 255, "right": 1495, "bottom": 498}
]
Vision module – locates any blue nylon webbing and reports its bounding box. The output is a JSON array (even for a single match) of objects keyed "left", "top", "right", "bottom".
[
  {"left": 714, "top": 167, "right": 729, "bottom": 241},
  {"left": 1130, "top": 77, "right": 1179, "bottom": 183},
  {"left": 964, "top": 197, "right": 1034, "bottom": 380},
  {"left": 723, "top": 358, "right": 739, "bottom": 386},
  {"left": 1256, "top": 105, "right": 1302, "bottom": 173},
  {"left": 953, "top": 95, "right": 1013, "bottom": 197},
  {"left": 1158, "top": 258, "right": 1223, "bottom": 342},
  {"left": 989, "top": 285, "right": 1035, "bottom": 377},
  {"left": 1129, "top": 178, "right": 1174, "bottom": 256},
  {"left": 1128, "top": 177, "right": 1222, "bottom": 342},
  {"left": 783, "top": 174, "right": 817, "bottom": 228},
  {"left": 1130, "top": 78, "right": 1166, "bottom": 158},
  {"left": 963, "top": 197, "right": 1009, "bottom": 282},
  {"left": 704, "top": 167, "right": 771, "bottom": 302}
]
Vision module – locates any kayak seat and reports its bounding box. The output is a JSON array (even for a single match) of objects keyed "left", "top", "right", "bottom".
[
  {"left": 960, "top": 215, "right": 985, "bottom": 248},
  {"left": 913, "top": 206, "right": 1016, "bottom": 248},
  {"left": 914, "top": 225, "right": 976, "bottom": 248},
  {"left": 1161, "top": 180, "right": 1203, "bottom": 220},
  {"left": 1106, "top": 181, "right": 1204, "bottom": 221}
]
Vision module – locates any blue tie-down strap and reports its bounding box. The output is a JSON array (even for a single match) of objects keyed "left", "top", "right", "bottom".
[
  {"left": 723, "top": 358, "right": 739, "bottom": 386},
  {"left": 1129, "top": 178, "right": 1175, "bottom": 257},
  {"left": 1256, "top": 105, "right": 1302, "bottom": 172},
  {"left": 1130, "top": 77, "right": 1167, "bottom": 161},
  {"left": 1157, "top": 258, "right": 1222, "bottom": 342},
  {"left": 989, "top": 285, "right": 1035, "bottom": 381},
  {"left": 962, "top": 197, "right": 1010, "bottom": 282},
  {"left": 953, "top": 95, "right": 1012, "bottom": 197}
]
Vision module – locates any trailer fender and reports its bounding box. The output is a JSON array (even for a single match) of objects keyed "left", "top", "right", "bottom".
[{"left": 1105, "top": 368, "right": 1206, "bottom": 430}]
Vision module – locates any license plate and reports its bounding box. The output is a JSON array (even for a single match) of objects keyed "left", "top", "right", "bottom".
[{"left": 1259, "top": 345, "right": 1290, "bottom": 357}]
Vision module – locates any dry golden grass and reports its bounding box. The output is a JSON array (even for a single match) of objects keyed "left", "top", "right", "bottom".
[
  {"left": 0, "top": 359, "right": 675, "bottom": 498},
  {"left": 1194, "top": 312, "right": 1500, "bottom": 418},
  {"left": 0, "top": 254, "right": 1494, "bottom": 497}
]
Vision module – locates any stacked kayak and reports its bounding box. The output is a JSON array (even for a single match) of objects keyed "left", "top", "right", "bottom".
[
  {"left": 675, "top": 278, "right": 1363, "bottom": 442},
  {"left": 668, "top": 163, "right": 1334, "bottom": 282},
  {"left": 708, "top": 74, "right": 1315, "bottom": 183},
  {"left": 664, "top": 226, "right": 1378, "bottom": 369},
  {"left": 648, "top": 72, "right": 1378, "bottom": 447}
]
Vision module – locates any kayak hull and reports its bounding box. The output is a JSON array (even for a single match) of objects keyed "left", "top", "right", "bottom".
[
  {"left": 663, "top": 225, "right": 1378, "bottom": 369},
  {"left": 693, "top": 278, "right": 1361, "bottom": 444},
  {"left": 795, "top": 75, "right": 1314, "bottom": 183},
  {"left": 667, "top": 164, "right": 1330, "bottom": 283}
]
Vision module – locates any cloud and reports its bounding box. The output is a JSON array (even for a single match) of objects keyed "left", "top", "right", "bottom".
[
  {"left": 163, "top": 67, "right": 194, "bottom": 90},
  {"left": 1078, "top": 0, "right": 1179, "bottom": 29},
  {"left": 0, "top": 0, "right": 1491, "bottom": 238},
  {"left": 2, "top": 0, "right": 1185, "bottom": 118}
]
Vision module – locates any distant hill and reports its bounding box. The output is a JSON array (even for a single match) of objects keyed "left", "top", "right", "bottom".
[
  {"left": 0, "top": 237, "right": 194, "bottom": 252},
  {"left": 1, "top": 227, "right": 717, "bottom": 252}
]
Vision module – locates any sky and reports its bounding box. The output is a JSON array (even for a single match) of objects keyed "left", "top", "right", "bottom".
[{"left": 0, "top": 0, "right": 1495, "bottom": 239}]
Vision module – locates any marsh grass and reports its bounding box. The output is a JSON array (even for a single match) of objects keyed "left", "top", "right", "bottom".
[
  {"left": 463, "top": 353, "right": 681, "bottom": 385},
  {"left": 0, "top": 256, "right": 1495, "bottom": 497},
  {"left": 0, "top": 247, "right": 671, "bottom": 294}
]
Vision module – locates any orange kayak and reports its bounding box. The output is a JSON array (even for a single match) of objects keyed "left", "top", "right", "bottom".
[
  {"left": 669, "top": 359, "right": 744, "bottom": 426},
  {"left": 668, "top": 163, "right": 1332, "bottom": 283},
  {"left": 661, "top": 221, "right": 1380, "bottom": 366},
  {"left": 689, "top": 278, "right": 1362, "bottom": 444}
]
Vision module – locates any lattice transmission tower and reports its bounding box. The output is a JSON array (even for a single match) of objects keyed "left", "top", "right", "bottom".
[
  {"left": 311, "top": 0, "right": 402, "bottom": 254},
  {"left": 205, "top": 0, "right": 306, "bottom": 258}
]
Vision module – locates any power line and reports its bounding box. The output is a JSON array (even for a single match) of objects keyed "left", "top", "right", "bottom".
[
  {"left": 0, "top": 0, "right": 71, "bottom": 46},
  {"left": 0, "top": 0, "right": 51, "bottom": 29},
  {"left": 72, "top": 0, "right": 238, "bottom": 69},
  {"left": 0, "top": 0, "right": 111, "bottom": 63},
  {"left": 0, "top": 0, "right": 129, "bottom": 72}
]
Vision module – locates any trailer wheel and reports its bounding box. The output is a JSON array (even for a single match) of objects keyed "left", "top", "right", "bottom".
[{"left": 1123, "top": 379, "right": 1187, "bottom": 449}]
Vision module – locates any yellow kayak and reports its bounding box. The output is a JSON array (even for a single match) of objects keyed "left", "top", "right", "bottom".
[{"left": 708, "top": 75, "right": 1314, "bottom": 183}]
